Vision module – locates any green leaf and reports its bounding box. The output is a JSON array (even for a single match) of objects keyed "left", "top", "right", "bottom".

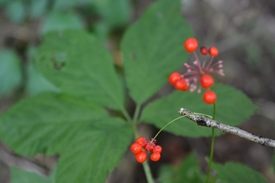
[
  {"left": 213, "top": 162, "right": 268, "bottom": 183},
  {"left": 0, "top": 49, "right": 22, "bottom": 94},
  {"left": 6, "top": 0, "right": 26, "bottom": 23},
  {"left": 93, "top": 0, "right": 131, "bottom": 27},
  {"left": 140, "top": 84, "right": 258, "bottom": 137},
  {"left": 41, "top": 12, "right": 85, "bottom": 35},
  {"left": 0, "top": 93, "right": 109, "bottom": 155},
  {"left": 53, "top": 0, "right": 91, "bottom": 10},
  {"left": 56, "top": 118, "right": 132, "bottom": 183},
  {"left": 11, "top": 166, "right": 54, "bottom": 183},
  {"left": 121, "top": 0, "right": 193, "bottom": 105},
  {"left": 29, "top": 0, "right": 48, "bottom": 19},
  {"left": 159, "top": 153, "right": 203, "bottom": 183},
  {"left": 26, "top": 62, "right": 60, "bottom": 96},
  {"left": 0, "top": 93, "right": 133, "bottom": 183},
  {"left": 36, "top": 30, "right": 125, "bottom": 110}
]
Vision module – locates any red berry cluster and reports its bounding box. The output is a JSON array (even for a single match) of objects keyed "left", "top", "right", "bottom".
[
  {"left": 169, "top": 72, "right": 188, "bottom": 91},
  {"left": 169, "top": 38, "right": 224, "bottom": 104},
  {"left": 130, "top": 137, "right": 162, "bottom": 163}
]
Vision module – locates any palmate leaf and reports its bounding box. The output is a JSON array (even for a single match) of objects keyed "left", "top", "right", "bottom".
[
  {"left": 0, "top": 93, "right": 133, "bottom": 183},
  {"left": 213, "top": 162, "right": 268, "bottom": 183},
  {"left": 36, "top": 30, "right": 125, "bottom": 111},
  {"left": 140, "top": 84, "right": 258, "bottom": 137},
  {"left": 121, "top": 0, "right": 193, "bottom": 105}
]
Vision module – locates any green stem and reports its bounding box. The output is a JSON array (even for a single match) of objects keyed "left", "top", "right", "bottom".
[
  {"left": 132, "top": 104, "right": 141, "bottom": 124},
  {"left": 142, "top": 160, "right": 155, "bottom": 183},
  {"left": 122, "top": 108, "right": 132, "bottom": 122},
  {"left": 153, "top": 116, "right": 186, "bottom": 140},
  {"left": 205, "top": 103, "right": 216, "bottom": 183},
  {"left": 132, "top": 105, "right": 154, "bottom": 183}
]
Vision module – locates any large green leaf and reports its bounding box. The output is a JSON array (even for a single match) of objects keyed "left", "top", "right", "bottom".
[
  {"left": 0, "top": 93, "right": 133, "bottom": 183},
  {"left": 213, "top": 162, "right": 268, "bottom": 183},
  {"left": 36, "top": 30, "right": 125, "bottom": 110},
  {"left": 121, "top": 0, "right": 193, "bottom": 105},
  {"left": 56, "top": 118, "right": 132, "bottom": 183},
  {"left": 0, "top": 93, "right": 109, "bottom": 155},
  {"left": 140, "top": 84, "right": 258, "bottom": 137}
]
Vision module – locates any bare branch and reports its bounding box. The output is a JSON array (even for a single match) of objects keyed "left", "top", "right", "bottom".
[{"left": 178, "top": 108, "right": 275, "bottom": 148}]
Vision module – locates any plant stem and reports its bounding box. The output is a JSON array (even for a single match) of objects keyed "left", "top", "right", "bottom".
[
  {"left": 142, "top": 160, "right": 155, "bottom": 183},
  {"left": 153, "top": 116, "right": 186, "bottom": 140},
  {"left": 205, "top": 103, "right": 216, "bottom": 183},
  {"left": 122, "top": 108, "right": 132, "bottom": 122},
  {"left": 132, "top": 105, "right": 154, "bottom": 183},
  {"left": 133, "top": 104, "right": 141, "bottom": 124}
]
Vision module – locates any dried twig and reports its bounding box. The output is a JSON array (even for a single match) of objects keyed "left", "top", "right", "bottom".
[{"left": 178, "top": 108, "right": 275, "bottom": 148}]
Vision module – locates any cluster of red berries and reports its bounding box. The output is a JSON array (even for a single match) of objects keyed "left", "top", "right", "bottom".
[
  {"left": 130, "top": 137, "right": 162, "bottom": 163},
  {"left": 169, "top": 38, "right": 224, "bottom": 104}
]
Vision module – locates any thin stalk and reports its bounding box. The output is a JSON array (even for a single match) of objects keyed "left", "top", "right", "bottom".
[
  {"left": 122, "top": 108, "right": 132, "bottom": 122},
  {"left": 153, "top": 116, "right": 186, "bottom": 140},
  {"left": 132, "top": 105, "right": 154, "bottom": 183},
  {"left": 142, "top": 161, "right": 155, "bottom": 183},
  {"left": 205, "top": 103, "right": 216, "bottom": 183},
  {"left": 132, "top": 104, "right": 141, "bottom": 124}
]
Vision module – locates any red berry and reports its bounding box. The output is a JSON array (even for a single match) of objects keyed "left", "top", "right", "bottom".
[
  {"left": 200, "top": 74, "right": 214, "bottom": 89},
  {"left": 150, "top": 153, "right": 161, "bottom": 162},
  {"left": 200, "top": 46, "right": 208, "bottom": 55},
  {"left": 209, "top": 46, "right": 219, "bottom": 57},
  {"left": 184, "top": 38, "right": 198, "bottom": 52},
  {"left": 130, "top": 143, "right": 142, "bottom": 154},
  {"left": 169, "top": 72, "right": 181, "bottom": 85},
  {"left": 145, "top": 143, "right": 156, "bottom": 152},
  {"left": 174, "top": 79, "right": 188, "bottom": 91},
  {"left": 135, "top": 137, "right": 147, "bottom": 148},
  {"left": 153, "top": 145, "right": 162, "bottom": 153},
  {"left": 203, "top": 91, "right": 217, "bottom": 104},
  {"left": 135, "top": 152, "right": 147, "bottom": 163}
]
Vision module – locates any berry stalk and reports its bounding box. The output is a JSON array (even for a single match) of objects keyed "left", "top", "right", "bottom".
[
  {"left": 205, "top": 103, "right": 216, "bottom": 183},
  {"left": 152, "top": 115, "right": 186, "bottom": 140}
]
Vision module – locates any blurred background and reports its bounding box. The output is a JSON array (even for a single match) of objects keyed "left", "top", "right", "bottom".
[{"left": 0, "top": 0, "right": 275, "bottom": 182}]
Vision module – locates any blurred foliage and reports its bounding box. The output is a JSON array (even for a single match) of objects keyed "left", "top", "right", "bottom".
[
  {"left": 0, "top": 49, "right": 22, "bottom": 94},
  {"left": 0, "top": 0, "right": 133, "bottom": 96},
  {"left": 159, "top": 154, "right": 204, "bottom": 183}
]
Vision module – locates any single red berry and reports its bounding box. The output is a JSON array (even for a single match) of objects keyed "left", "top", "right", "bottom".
[
  {"left": 150, "top": 153, "right": 161, "bottom": 162},
  {"left": 169, "top": 72, "right": 182, "bottom": 85},
  {"left": 200, "top": 46, "right": 208, "bottom": 55},
  {"left": 174, "top": 79, "right": 189, "bottom": 91},
  {"left": 209, "top": 46, "right": 219, "bottom": 57},
  {"left": 130, "top": 143, "right": 143, "bottom": 154},
  {"left": 135, "top": 137, "right": 147, "bottom": 148},
  {"left": 153, "top": 145, "right": 162, "bottom": 153},
  {"left": 200, "top": 74, "right": 214, "bottom": 89},
  {"left": 184, "top": 38, "right": 198, "bottom": 52},
  {"left": 203, "top": 91, "right": 217, "bottom": 104},
  {"left": 135, "top": 151, "right": 147, "bottom": 163}
]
